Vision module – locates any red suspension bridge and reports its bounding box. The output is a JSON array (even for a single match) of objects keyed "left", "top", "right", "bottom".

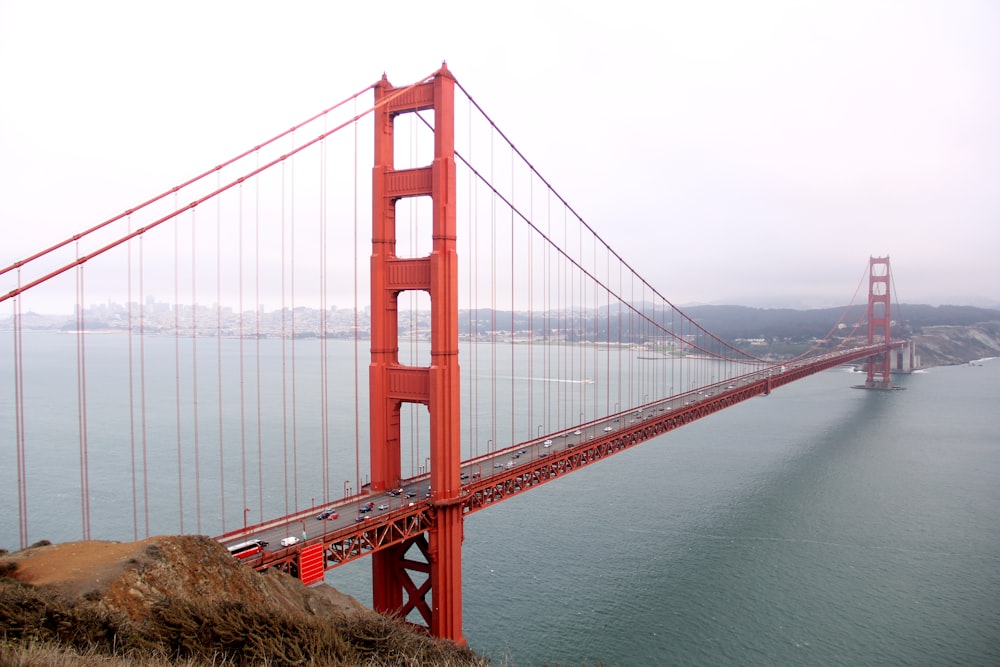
[{"left": 1, "top": 66, "right": 910, "bottom": 643}]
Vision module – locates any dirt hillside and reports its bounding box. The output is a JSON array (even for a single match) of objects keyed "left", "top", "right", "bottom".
[
  {"left": 911, "top": 322, "right": 1000, "bottom": 366},
  {"left": 1, "top": 536, "right": 362, "bottom": 622},
  {"left": 0, "top": 536, "right": 486, "bottom": 666}
]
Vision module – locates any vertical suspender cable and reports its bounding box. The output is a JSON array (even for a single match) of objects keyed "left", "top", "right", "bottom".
[
  {"left": 572, "top": 214, "right": 577, "bottom": 413},
  {"left": 640, "top": 275, "right": 645, "bottom": 405},
  {"left": 174, "top": 194, "right": 184, "bottom": 534},
  {"left": 476, "top": 148, "right": 484, "bottom": 457},
  {"left": 576, "top": 204, "right": 584, "bottom": 416},
  {"left": 557, "top": 203, "right": 564, "bottom": 426},
  {"left": 490, "top": 130, "right": 497, "bottom": 450},
  {"left": 352, "top": 94, "right": 361, "bottom": 498},
  {"left": 190, "top": 209, "right": 202, "bottom": 534},
  {"left": 607, "top": 247, "right": 613, "bottom": 414},
  {"left": 466, "top": 95, "right": 478, "bottom": 459},
  {"left": 281, "top": 160, "right": 289, "bottom": 518},
  {"left": 509, "top": 147, "right": 515, "bottom": 442},
  {"left": 319, "top": 119, "right": 329, "bottom": 503},
  {"left": 75, "top": 257, "right": 91, "bottom": 540},
  {"left": 657, "top": 296, "right": 661, "bottom": 398},
  {"left": 556, "top": 209, "right": 563, "bottom": 420},
  {"left": 667, "top": 300, "right": 672, "bottom": 398},
  {"left": 623, "top": 263, "right": 628, "bottom": 408},
  {"left": 673, "top": 308, "right": 678, "bottom": 396},
  {"left": 631, "top": 273, "right": 637, "bottom": 406},
  {"left": 290, "top": 135, "right": 299, "bottom": 512},
  {"left": 13, "top": 289, "right": 28, "bottom": 548},
  {"left": 527, "top": 170, "right": 533, "bottom": 436},
  {"left": 238, "top": 182, "right": 248, "bottom": 526},
  {"left": 127, "top": 217, "right": 139, "bottom": 541},
  {"left": 594, "top": 227, "right": 600, "bottom": 418},
  {"left": 255, "top": 152, "right": 264, "bottom": 521},
  {"left": 216, "top": 173, "right": 226, "bottom": 532},
  {"left": 563, "top": 201, "right": 567, "bottom": 423},
  {"left": 139, "top": 236, "right": 149, "bottom": 537},
  {"left": 621, "top": 266, "right": 627, "bottom": 405},
  {"left": 543, "top": 191, "right": 550, "bottom": 436}
]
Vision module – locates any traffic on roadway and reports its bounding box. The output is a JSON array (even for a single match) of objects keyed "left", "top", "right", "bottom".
[{"left": 221, "top": 351, "right": 879, "bottom": 559}]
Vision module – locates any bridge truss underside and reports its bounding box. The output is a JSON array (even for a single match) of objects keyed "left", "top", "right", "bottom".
[{"left": 241, "top": 342, "right": 894, "bottom": 598}]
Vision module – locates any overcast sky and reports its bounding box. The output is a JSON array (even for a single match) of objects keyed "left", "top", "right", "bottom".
[{"left": 2, "top": 0, "right": 998, "bottom": 310}]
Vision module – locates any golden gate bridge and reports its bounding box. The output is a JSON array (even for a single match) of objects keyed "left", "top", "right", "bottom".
[{"left": 1, "top": 65, "right": 909, "bottom": 643}]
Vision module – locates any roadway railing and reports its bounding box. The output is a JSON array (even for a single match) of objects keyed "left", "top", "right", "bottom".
[{"left": 219, "top": 343, "right": 895, "bottom": 577}]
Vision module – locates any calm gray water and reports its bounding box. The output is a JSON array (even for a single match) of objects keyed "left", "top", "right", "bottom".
[
  {"left": 3, "top": 332, "right": 998, "bottom": 665},
  {"left": 329, "top": 360, "right": 1000, "bottom": 666}
]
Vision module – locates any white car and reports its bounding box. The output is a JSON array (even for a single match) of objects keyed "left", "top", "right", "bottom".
[
  {"left": 280, "top": 536, "right": 300, "bottom": 547},
  {"left": 543, "top": 440, "right": 552, "bottom": 447}
]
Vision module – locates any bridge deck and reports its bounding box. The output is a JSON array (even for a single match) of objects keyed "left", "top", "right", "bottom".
[{"left": 218, "top": 344, "right": 889, "bottom": 577}]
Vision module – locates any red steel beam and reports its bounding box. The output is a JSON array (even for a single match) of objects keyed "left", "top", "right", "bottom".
[
  {"left": 237, "top": 343, "right": 899, "bottom": 587},
  {"left": 368, "top": 64, "right": 463, "bottom": 643}
]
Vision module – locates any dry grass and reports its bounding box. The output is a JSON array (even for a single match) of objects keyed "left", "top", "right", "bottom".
[
  {"left": 0, "top": 538, "right": 602, "bottom": 666},
  {"left": 0, "top": 578, "right": 489, "bottom": 667},
  {"left": 0, "top": 641, "right": 497, "bottom": 666}
]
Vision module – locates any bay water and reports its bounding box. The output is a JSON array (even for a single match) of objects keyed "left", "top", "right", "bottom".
[
  {"left": 334, "top": 359, "right": 1000, "bottom": 665},
  {"left": 2, "top": 332, "right": 998, "bottom": 665}
]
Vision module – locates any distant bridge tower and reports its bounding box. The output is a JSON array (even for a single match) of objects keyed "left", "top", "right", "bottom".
[
  {"left": 865, "top": 256, "right": 893, "bottom": 389},
  {"left": 369, "top": 66, "right": 465, "bottom": 642}
]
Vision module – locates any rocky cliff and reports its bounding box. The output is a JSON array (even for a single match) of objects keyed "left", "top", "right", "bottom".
[
  {"left": 911, "top": 322, "right": 1000, "bottom": 367},
  {"left": 0, "top": 536, "right": 487, "bottom": 666}
]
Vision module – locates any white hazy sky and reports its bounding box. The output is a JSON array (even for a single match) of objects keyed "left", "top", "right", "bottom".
[{"left": 2, "top": 0, "right": 998, "bottom": 309}]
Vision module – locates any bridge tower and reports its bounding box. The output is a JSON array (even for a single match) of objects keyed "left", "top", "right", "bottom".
[
  {"left": 865, "top": 256, "right": 892, "bottom": 389},
  {"left": 369, "top": 66, "right": 464, "bottom": 643}
]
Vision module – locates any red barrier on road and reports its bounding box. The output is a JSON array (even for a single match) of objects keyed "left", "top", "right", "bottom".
[{"left": 298, "top": 543, "right": 326, "bottom": 586}]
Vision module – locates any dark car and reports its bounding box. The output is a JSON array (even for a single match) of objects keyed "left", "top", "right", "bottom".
[{"left": 316, "top": 508, "right": 338, "bottom": 520}]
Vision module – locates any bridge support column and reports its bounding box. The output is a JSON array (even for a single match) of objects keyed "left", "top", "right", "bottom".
[
  {"left": 865, "top": 256, "right": 893, "bottom": 389},
  {"left": 369, "top": 65, "right": 464, "bottom": 643}
]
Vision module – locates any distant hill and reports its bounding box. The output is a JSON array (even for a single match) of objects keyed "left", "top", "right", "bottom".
[
  {"left": 460, "top": 303, "right": 1000, "bottom": 343},
  {"left": 910, "top": 322, "right": 1000, "bottom": 366},
  {"left": 678, "top": 303, "right": 1000, "bottom": 343},
  {"left": 674, "top": 304, "right": 1000, "bottom": 367}
]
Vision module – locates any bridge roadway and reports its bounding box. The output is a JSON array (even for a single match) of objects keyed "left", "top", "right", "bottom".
[{"left": 216, "top": 343, "right": 891, "bottom": 578}]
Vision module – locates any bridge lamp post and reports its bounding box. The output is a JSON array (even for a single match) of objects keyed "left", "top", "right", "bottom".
[
  {"left": 487, "top": 438, "right": 493, "bottom": 454},
  {"left": 537, "top": 424, "right": 543, "bottom": 438},
  {"left": 344, "top": 480, "right": 350, "bottom": 498},
  {"left": 243, "top": 507, "right": 251, "bottom": 530}
]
